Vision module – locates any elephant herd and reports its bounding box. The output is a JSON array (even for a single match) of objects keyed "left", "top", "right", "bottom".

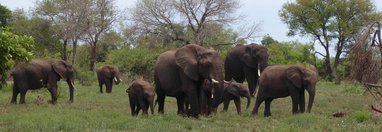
[{"left": 9, "top": 43, "right": 319, "bottom": 118}]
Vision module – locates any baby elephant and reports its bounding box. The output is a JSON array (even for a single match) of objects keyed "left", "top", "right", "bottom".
[
  {"left": 126, "top": 79, "right": 155, "bottom": 116},
  {"left": 221, "top": 81, "right": 251, "bottom": 114}
]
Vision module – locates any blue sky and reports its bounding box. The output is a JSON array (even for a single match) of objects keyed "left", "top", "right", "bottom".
[{"left": 1, "top": 0, "right": 382, "bottom": 54}]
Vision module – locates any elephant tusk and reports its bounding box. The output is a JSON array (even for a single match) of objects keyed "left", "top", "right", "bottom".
[
  {"left": 224, "top": 80, "right": 232, "bottom": 84},
  {"left": 114, "top": 77, "right": 118, "bottom": 82},
  {"left": 211, "top": 78, "right": 219, "bottom": 84},
  {"left": 71, "top": 82, "right": 75, "bottom": 89},
  {"left": 258, "top": 69, "right": 261, "bottom": 76}
]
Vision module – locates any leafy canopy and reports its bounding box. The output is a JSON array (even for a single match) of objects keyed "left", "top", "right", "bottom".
[{"left": 0, "top": 29, "right": 34, "bottom": 89}]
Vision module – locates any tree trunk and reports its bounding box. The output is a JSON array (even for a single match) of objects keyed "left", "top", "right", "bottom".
[
  {"left": 324, "top": 47, "right": 334, "bottom": 81},
  {"left": 333, "top": 42, "right": 343, "bottom": 84},
  {"left": 90, "top": 42, "right": 97, "bottom": 72},
  {"left": 62, "top": 39, "right": 68, "bottom": 61},
  {"left": 71, "top": 39, "right": 78, "bottom": 66}
]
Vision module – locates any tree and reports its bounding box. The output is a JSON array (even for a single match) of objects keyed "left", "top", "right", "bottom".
[
  {"left": 35, "top": 0, "right": 89, "bottom": 63},
  {"left": 280, "top": 0, "right": 382, "bottom": 81},
  {"left": 0, "top": 29, "right": 34, "bottom": 89},
  {"left": 129, "top": 0, "right": 256, "bottom": 47},
  {"left": 10, "top": 9, "right": 61, "bottom": 58},
  {"left": 85, "top": 0, "right": 118, "bottom": 71},
  {"left": 261, "top": 35, "right": 315, "bottom": 65},
  {"left": 0, "top": 4, "right": 12, "bottom": 27}
]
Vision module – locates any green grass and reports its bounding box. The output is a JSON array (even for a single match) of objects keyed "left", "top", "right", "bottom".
[{"left": 0, "top": 81, "right": 381, "bottom": 131}]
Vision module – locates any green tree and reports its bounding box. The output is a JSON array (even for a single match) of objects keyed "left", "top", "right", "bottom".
[
  {"left": 10, "top": 9, "right": 61, "bottom": 58},
  {"left": 262, "top": 36, "right": 314, "bottom": 65},
  {"left": 0, "top": 29, "right": 34, "bottom": 89},
  {"left": 0, "top": 4, "right": 11, "bottom": 27},
  {"left": 280, "top": 0, "right": 382, "bottom": 81},
  {"left": 96, "top": 31, "right": 124, "bottom": 62}
]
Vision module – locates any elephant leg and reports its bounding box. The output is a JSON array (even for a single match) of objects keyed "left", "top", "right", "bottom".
[
  {"left": 233, "top": 98, "right": 241, "bottom": 114},
  {"left": 99, "top": 82, "right": 103, "bottom": 93},
  {"left": 299, "top": 90, "right": 306, "bottom": 113},
  {"left": 105, "top": 79, "right": 112, "bottom": 93},
  {"left": 139, "top": 98, "right": 148, "bottom": 115},
  {"left": 157, "top": 93, "right": 165, "bottom": 114},
  {"left": 291, "top": 95, "right": 300, "bottom": 114},
  {"left": 176, "top": 97, "right": 185, "bottom": 115},
  {"left": 223, "top": 99, "right": 230, "bottom": 112},
  {"left": 233, "top": 76, "right": 245, "bottom": 83},
  {"left": 47, "top": 84, "right": 58, "bottom": 104},
  {"left": 129, "top": 96, "right": 137, "bottom": 116},
  {"left": 19, "top": 90, "right": 27, "bottom": 104},
  {"left": 136, "top": 105, "right": 141, "bottom": 115},
  {"left": 11, "top": 86, "right": 19, "bottom": 104},
  {"left": 188, "top": 90, "right": 200, "bottom": 118},
  {"left": 244, "top": 67, "right": 257, "bottom": 96},
  {"left": 252, "top": 96, "right": 264, "bottom": 115},
  {"left": 264, "top": 98, "right": 273, "bottom": 117}
]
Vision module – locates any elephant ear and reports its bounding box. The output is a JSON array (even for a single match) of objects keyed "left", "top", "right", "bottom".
[
  {"left": 52, "top": 60, "right": 70, "bottom": 79},
  {"left": 226, "top": 85, "right": 240, "bottom": 97},
  {"left": 175, "top": 44, "right": 201, "bottom": 81},
  {"left": 286, "top": 67, "right": 302, "bottom": 88},
  {"left": 240, "top": 45, "right": 258, "bottom": 68}
]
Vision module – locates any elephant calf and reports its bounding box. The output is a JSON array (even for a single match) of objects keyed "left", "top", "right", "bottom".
[
  {"left": 252, "top": 64, "right": 318, "bottom": 117},
  {"left": 126, "top": 79, "right": 155, "bottom": 116},
  {"left": 200, "top": 80, "right": 251, "bottom": 115},
  {"left": 220, "top": 82, "right": 251, "bottom": 114}
]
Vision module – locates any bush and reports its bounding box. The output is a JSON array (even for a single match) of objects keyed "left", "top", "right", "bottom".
[
  {"left": 105, "top": 48, "right": 163, "bottom": 82},
  {"left": 351, "top": 110, "right": 372, "bottom": 123},
  {"left": 75, "top": 68, "right": 96, "bottom": 86}
]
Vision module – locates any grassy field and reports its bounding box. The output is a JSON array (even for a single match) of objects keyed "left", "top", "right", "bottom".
[{"left": 0, "top": 81, "right": 381, "bottom": 131}]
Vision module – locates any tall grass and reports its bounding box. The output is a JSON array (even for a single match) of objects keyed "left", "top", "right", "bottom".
[{"left": 0, "top": 81, "right": 380, "bottom": 131}]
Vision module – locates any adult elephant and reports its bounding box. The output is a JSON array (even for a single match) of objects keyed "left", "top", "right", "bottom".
[
  {"left": 225, "top": 43, "right": 269, "bottom": 96},
  {"left": 11, "top": 59, "right": 75, "bottom": 104},
  {"left": 154, "top": 44, "right": 225, "bottom": 117},
  {"left": 252, "top": 64, "right": 318, "bottom": 117},
  {"left": 96, "top": 65, "right": 121, "bottom": 93}
]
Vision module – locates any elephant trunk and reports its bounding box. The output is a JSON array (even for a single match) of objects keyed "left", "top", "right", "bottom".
[
  {"left": 149, "top": 97, "right": 154, "bottom": 115},
  {"left": 259, "top": 59, "right": 268, "bottom": 73},
  {"left": 307, "top": 89, "right": 315, "bottom": 113},
  {"left": 245, "top": 94, "right": 251, "bottom": 110}
]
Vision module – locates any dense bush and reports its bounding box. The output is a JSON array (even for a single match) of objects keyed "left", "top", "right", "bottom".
[
  {"left": 75, "top": 68, "right": 95, "bottom": 86},
  {"left": 105, "top": 48, "right": 163, "bottom": 82},
  {"left": 0, "top": 29, "right": 34, "bottom": 89}
]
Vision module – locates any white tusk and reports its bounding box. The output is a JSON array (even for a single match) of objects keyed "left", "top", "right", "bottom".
[
  {"left": 211, "top": 78, "right": 219, "bottom": 84},
  {"left": 71, "top": 82, "right": 75, "bottom": 89},
  {"left": 114, "top": 77, "right": 118, "bottom": 82},
  {"left": 224, "top": 80, "right": 231, "bottom": 84},
  {"left": 119, "top": 79, "right": 122, "bottom": 82},
  {"left": 258, "top": 69, "right": 261, "bottom": 76}
]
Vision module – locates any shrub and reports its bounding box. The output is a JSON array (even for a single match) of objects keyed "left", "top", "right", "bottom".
[
  {"left": 75, "top": 68, "right": 96, "bottom": 86},
  {"left": 351, "top": 110, "right": 372, "bottom": 123},
  {"left": 105, "top": 48, "right": 163, "bottom": 82}
]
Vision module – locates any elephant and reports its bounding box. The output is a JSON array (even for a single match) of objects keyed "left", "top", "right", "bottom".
[
  {"left": 96, "top": 65, "right": 121, "bottom": 93},
  {"left": 10, "top": 59, "right": 75, "bottom": 104},
  {"left": 252, "top": 64, "right": 318, "bottom": 117},
  {"left": 154, "top": 44, "right": 225, "bottom": 117},
  {"left": 126, "top": 79, "right": 155, "bottom": 116},
  {"left": 201, "top": 80, "right": 251, "bottom": 114},
  {"left": 220, "top": 81, "right": 251, "bottom": 114},
  {"left": 224, "top": 43, "right": 268, "bottom": 96}
]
